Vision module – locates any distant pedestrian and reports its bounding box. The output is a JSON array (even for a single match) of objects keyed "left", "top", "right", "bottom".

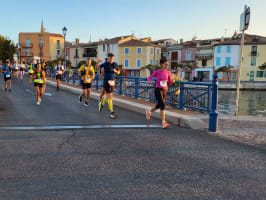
[{"left": 54, "top": 60, "right": 64, "bottom": 91}]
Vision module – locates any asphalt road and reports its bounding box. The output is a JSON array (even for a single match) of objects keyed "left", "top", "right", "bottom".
[{"left": 0, "top": 75, "right": 265, "bottom": 200}]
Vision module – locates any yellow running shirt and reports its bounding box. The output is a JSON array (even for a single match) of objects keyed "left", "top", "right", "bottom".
[{"left": 78, "top": 65, "right": 95, "bottom": 83}]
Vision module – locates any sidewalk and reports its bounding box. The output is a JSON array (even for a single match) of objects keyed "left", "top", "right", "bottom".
[{"left": 46, "top": 78, "right": 266, "bottom": 148}]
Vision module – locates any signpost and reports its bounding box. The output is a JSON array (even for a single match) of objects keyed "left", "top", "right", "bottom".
[{"left": 235, "top": 5, "right": 250, "bottom": 116}]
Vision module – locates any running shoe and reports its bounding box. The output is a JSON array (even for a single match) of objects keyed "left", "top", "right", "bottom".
[
  {"left": 84, "top": 101, "right": 89, "bottom": 106},
  {"left": 146, "top": 109, "right": 151, "bottom": 120},
  {"left": 98, "top": 102, "right": 103, "bottom": 112},
  {"left": 110, "top": 111, "right": 116, "bottom": 119},
  {"left": 79, "top": 96, "right": 82, "bottom": 103},
  {"left": 162, "top": 121, "right": 171, "bottom": 129},
  {"left": 37, "top": 101, "right": 40, "bottom": 105}
]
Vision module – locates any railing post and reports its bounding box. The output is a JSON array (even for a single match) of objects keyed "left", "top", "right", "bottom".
[
  {"left": 153, "top": 80, "right": 156, "bottom": 103},
  {"left": 135, "top": 78, "right": 139, "bottom": 99},
  {"left": 179, "top": 82, "right": 184, "bottom": 110},
  {"left": 119, "top": 77, "right": 123, "bottom": 95},
  {"left": 209, "top": 74, "right": 218, "bottom": 132},
  {"left": 96, "top": 74, "right": 99, "bottom": 90},
  {"left": 66, "top": 71, "right": 69, "bottom": 84},
  {"left": 73, "top": 72, "right": 75, "bottom": 85}
]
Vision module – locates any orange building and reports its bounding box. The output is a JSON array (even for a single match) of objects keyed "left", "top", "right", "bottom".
[{"left": 19, "top": 21, "right": 64, "bottom": 63}]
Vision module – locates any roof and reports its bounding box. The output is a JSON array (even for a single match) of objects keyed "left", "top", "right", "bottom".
[
  {"left": 19, "top": 32, "right": 63, "bottom": 38},
  {"left": 98, "top": 35, "right": 132, "bottom": 44},
  {"left": 119, "top": 39, "right": 160, "bottom": 47},
  {"left": 214, "top": 34, "right": 266, "bottom": 46},
  {"left": 79, "top": 41, "right": 99, "bottom": 48},
  {"left": 152, "top": 38, "right": 174, "bottom": 44}
]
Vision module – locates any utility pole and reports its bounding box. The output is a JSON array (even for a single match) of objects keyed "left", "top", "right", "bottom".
[{"left": 235, "top": 5, "right": 250, "bottom": 116}]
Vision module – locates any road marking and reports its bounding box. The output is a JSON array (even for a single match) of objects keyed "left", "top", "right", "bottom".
[
  {"left": 44, "top": 93, "right": 52, "bottom": 96},
  {"left": 0, "top": 124, "right": 162, "bottom": 130},
  {"left": 25, "top": 89, "right": 52, "bottom": 97}
]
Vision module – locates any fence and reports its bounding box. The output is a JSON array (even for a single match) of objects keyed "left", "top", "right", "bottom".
[{"left": 46, "top": 67, "right": 218, "bottom": 132}]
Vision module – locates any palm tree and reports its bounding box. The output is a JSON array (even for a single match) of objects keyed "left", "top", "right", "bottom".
[
  {"left": 259, "top": 62, "right": 266, "bottom": 70},
  {"left": 215, "top": 65, "right": 234, "bottom": 81}
]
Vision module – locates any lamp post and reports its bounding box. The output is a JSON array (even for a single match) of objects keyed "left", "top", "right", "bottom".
[{"left": 62, "top": 26, "right": 67, "bottom": 70}]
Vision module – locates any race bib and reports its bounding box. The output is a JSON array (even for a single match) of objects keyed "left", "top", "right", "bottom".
[
  {"left": 85, "top": 77, "right": 91, "bottom": 82},
  {"left": 15, "top": 66, "right": 18, "bottom": 70},
  {"left": 108, "top": 80, "right": 115, "bottom": 86},
  {"left": 37, "top": 78, "right": 42, "bottom": 82},
  {"left": 57, "top": 71, "right": 62, "bottom": 75},
  {"left": 6, "top": 74, "right": 10, "bottom": 78},
  {"left": 160, "top": 80, "right": 168, "bottom": 87}
]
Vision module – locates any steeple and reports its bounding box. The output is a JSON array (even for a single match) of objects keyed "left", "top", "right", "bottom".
[{"left": 41, "top": 20, "right": 45, "bottom": 33}]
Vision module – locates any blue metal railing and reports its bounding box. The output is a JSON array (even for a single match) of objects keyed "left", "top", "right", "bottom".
[{"left": 46, "top": 67, "right": 218, "bottom": 131}]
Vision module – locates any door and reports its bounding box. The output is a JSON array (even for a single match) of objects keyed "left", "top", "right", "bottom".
[{"left": 249, "top": 71, "right": 254, "bottom": 81}]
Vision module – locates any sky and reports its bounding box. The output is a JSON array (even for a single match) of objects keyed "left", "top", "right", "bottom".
[{"left": 0, "top": 0, "right": 266, "bottom": 44}]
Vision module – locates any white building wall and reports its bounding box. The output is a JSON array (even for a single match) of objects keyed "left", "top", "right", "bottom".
[
  {"left": 97, "top": 43, "right": 119, "bottom": 64},
  {"left": 214, "top": 45, "right": 241, "bottom": 69}
]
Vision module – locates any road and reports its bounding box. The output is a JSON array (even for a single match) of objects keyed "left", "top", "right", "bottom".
[{"left": 0, "top": 75, "right": 265, "bottom": 200}]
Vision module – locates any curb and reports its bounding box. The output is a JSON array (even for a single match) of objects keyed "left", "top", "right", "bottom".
[{"left": 46, "top": 80, "right": 206, "bottom": 130}]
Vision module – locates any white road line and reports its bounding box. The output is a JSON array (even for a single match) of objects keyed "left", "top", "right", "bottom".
[{"left": 0, "top": 124, "right": 162, "bottom": 130}]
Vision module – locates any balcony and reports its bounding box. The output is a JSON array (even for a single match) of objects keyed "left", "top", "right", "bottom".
[
  {"left": 56, "top": 45, "right": 61, "bottom": 49},
  {"left": 74, "top": 54, "right": 79, "bottom": 59},
  {"left": 195, "top": 53, "right": 213, "bottom": 59},
  {"left": 249, "top": 52, "right": 259, "bottom": 56},
  {"left": 56, "top": 54, "right": 62, "bottom": 58},
  {"left": 83, "top": 53, "right": 97, "bottom": 58},
  {"left": 21, "top": 43, "right": 33, "bottom": 48},
  {"left": 21, "top": 53, "right": 33, "bottom": 57}
]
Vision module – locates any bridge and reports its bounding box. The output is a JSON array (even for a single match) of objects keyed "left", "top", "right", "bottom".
[{"left": 0, "top": 74, "right": 265, "bottom": 199}]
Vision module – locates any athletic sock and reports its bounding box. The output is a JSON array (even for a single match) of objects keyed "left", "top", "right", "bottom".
[
  {"left": 102, "top": 96, "right": 108, "bottom": 105},
  {"left": 107, "top": 99, "right": 113, "bottom": 112}
]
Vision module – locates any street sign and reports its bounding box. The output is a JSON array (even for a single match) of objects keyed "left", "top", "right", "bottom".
[{"left": 240, "top": 6, "right": 250, "bottom": 31}]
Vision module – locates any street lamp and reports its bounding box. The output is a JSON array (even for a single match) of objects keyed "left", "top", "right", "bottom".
[{"left": 62, "top": 26, "right": 67, "bottom": 70}]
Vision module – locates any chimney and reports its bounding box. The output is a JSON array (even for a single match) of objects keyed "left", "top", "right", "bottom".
[{"left": 75, "top": 38, "right": 80, "bottom": 45}]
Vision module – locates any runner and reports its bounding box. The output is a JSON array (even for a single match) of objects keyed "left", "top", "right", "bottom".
[
  {"left": 98, "top": 53, "right": 120, "bottom": 118},
  {"left": 41, "top": 59, "right": 47, "bottom": 93},
  {"left": 27, "top": 61, "right": 34, "bottom": 83},
  {"left": 98, "top": 58, "right": 107, "bottom": 111},
  {"left": 2, "top": 59, "right": 12, "bottom": 92},
  {"left": 146, "top": 57, "right": 173, "bottom": 128},
  {"left": 13, "top": 60, "right": 19, "bottom": 79},
  {"left": 78, "top": 58, "right": 95, "bottom": 106},
  {"left": 54, "top": 60, "right": 64, "bottom": 91},
  {"left": 19, "top": 60, "right": 26, "bottom": 81},
  {"left": 33, "top": 62, "right": 45, "bottom": 105}
]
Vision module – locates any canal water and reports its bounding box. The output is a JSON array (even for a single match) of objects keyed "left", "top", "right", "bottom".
[{"left": 218, "top": 90, "right": 266, "bottom": 116}]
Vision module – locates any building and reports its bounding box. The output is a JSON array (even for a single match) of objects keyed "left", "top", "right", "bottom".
[
  {"left": 69, "top": 38, "right": 98, "bottom": 67},
  {"left": 97, "top": 35, "right": 135, "bottom": 64},
  {"left": 19, "top": 21, "right": 64, "bottom": 63},
  {"left": 162, "top": 44, "right": 182, "bottom": 71},
  {"left": 119, "top": 39, "right": 161, "bottom": 77}
]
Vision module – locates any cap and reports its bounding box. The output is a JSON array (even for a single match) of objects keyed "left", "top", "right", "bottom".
[{"left": 108, "top": 53, "right": 114, "bottom": 57}]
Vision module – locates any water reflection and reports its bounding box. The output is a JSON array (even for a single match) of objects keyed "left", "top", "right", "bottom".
[{"left": 218, "top": 90, "right": 266, "bottom": 116}]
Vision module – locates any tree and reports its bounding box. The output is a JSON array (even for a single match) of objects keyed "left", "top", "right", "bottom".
[
  {"left": 259, "top": 62, "right": 266, "bottom": 70},
  {"left": 141, "top": 64, "right": 161, "bottom": 74},
  {"left": 215, "top": 65, "right": 234, "bottom": 81},
  {"left": 0, "top": 35, "right": 16, "bottom": 62},
  {"left": 46, "top": 58, "right": 72, "bottom": 69}
]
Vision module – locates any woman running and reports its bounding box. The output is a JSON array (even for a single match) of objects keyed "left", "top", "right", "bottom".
[
  {"left": 41, "top": 60, "right": 47, "bottom": 93},
  {"left": 20, "top": 61, "right": 26, "bottom": 80},
  {"left": 27, "top": 61, "right": 34, "bottom": 83},
  {"left": 33, "top": 63, "right": 46, "bottom": 105},
  {"left": 146, "top": 57, "right": 173, "bottom": 128},
  {"left": 13, "top": 60, "right": 19, "bottom": 79}
]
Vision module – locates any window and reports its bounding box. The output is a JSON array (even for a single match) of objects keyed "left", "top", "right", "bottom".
[
  {"left": 150, "top": 59, "right": 153, "bottom": 64},
  {"left": 186, "top": 51, "right": 191, "bottom": 60},
  {"left": 124, "top": 48, "right": 129, "bottom": 55},
  {"left": 256, "top": 71, "right": 264, "bottom": 78},
  {"left": 216, "top": 57, "right": 221, "bottom": 66},
  {"left": 151, "top": 48, "right": 153, "bottom": 54},
  {"left": 75, "top": 60, "right": 78, "bottom": 67},
  {"left": 137, "top": 47, "right": 142, "bottom": 55},
  {"left": 40, "top": 39, "right": 43, "bottom": 47},
  {"left": 226, "top": 46, "right": 231, "bottom": 53},
  {"left": 224, "top": 72, "right": 231, "bottom": 79},
  {"left": 157, "top": 48, "right": 160, "bottom": 55},
  {"left": 137, "top": 59, "right": 142, "bottom": 67},
  {"left": 107, "top": 44, "right": 110, "bottom": 53},
  {"left": 156, "top": 59, "right": 159, "bottom": 65},
  {"left": 25, "top": 48, "right": 30, "bottom": 56},
  {"left": 75, "top": 49, "right": 78, "bottom": 56},
  {"left": 232, "top": 72, "right": 237, "bottom": 80},
  {"left": 251, "top": 46, "right": 257, "bottom": 56},
  {"left": 202, "top": 59, "right": 207, "bottom": 67},
  {"left": 56, "top": 50, "right": 61, "bottom": 57},
  {"left": 264, "top": 71, "right": 266, "bottom": 78},
  {"left": 251, "top": 56, "right": 256, "bottom": 66},
  {"left": 217, "top": 46, "right": 221, "bottom": 53},
  {"left": 56, "top": 40, "right": 60, "bottom": 48},
  {"left": 40, "top": 48, "right": 43, "bottom": 57},
  {"left": 103, "top": 45, "right": 105, "bottom": 52},
  {"left": 218, "top": 72, "right": 223, "bottom": 79},
  {"left": 124, "top": 59, "right": 129, "bottom": 67},
  {"left": 26, "top": 39, "right": 31, "bottom": 46},
  {"left": 225, "top": 57, "right": 231, "bottom": 66}
]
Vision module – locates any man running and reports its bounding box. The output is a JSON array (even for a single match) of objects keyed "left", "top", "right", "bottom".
[
  {"left": 98, "top": 53, "right": 120, "bottom": 118},
  {"left": 78, "top": 58, "right": 95, "bottom": 106},
  {"left": 2, "top": 60, "right": 12, "bottom": 92},
  {"left": 27, "top": 61, "right": 34, "bottom": 83},
  {"left": 146, "top": 57, "right": 173, "bottom": 128},
  {"left": 54, "top": 60, "right": 64, "bottom": 91},
  {"left": 33, "top": 62, "right": 46, "bottom": 105}
]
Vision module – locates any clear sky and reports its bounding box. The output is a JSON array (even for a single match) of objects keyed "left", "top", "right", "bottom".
[{"left": 1, "top": 0, "right": 266, "bottom": 44}]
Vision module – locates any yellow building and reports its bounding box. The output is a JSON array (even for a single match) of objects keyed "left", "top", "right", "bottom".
[
  {"left": 19, "top": 21, "right": 64, "bottom": 63},
  {"left": 241, "top": 39, "right": 266, "bottom": 81},
  {"left": 119, "top": 39, "right": 161, "bottom": 77}
]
